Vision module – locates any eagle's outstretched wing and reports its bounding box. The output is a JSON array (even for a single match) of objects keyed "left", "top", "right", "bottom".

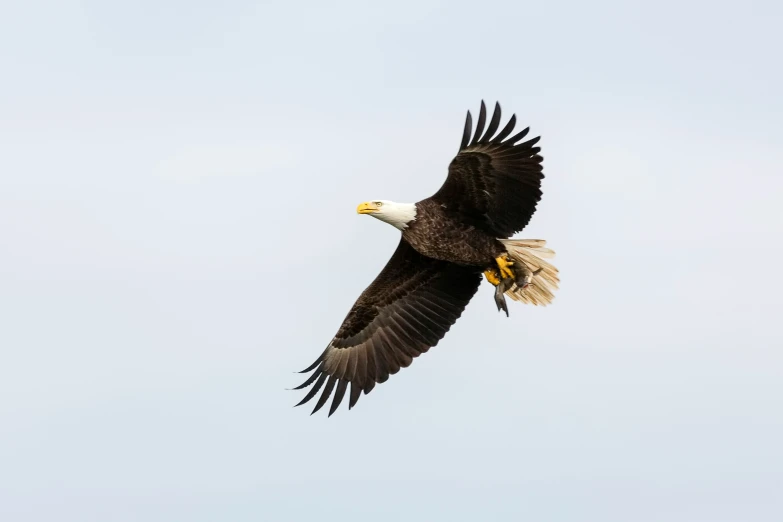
[
  {"left": 430, "top": 100, "right": 544, "bottom": 238},
  {"left": 294, "top": 239, "right": 482, "bottom": 416}
]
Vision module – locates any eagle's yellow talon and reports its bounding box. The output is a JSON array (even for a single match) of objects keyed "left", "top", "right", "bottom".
[
  {"left": 495, "top": 254, "right": 515, "bottom": 280},
  {"left": 484, "top": 269, "right": 501, "bottom": 286}
]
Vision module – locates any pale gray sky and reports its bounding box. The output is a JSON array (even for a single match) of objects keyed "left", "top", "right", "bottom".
[{"left": 1, "top": 1, "right": 782, "bottom": 521}]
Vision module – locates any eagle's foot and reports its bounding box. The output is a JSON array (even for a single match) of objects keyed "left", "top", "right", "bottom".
[
  {"left": 495, "top": 254, "right": 516, "bottom": 280},
  {"left": 484, "top": 268, "right": 501, "bottom": 286}
]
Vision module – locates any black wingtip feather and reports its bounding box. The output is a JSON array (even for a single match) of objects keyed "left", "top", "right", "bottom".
[
  {"left": 298, "top": 359, "right": 320, "bottom": 373},
  {"left": 508, "top": 126, "right": 530, "bottom": 144},
  {"left": 469, "top": 101, "right": 487, "bottom": 147},
  {"left": 295, "top": 372, "right": 327, "bottom": 407},
  {"left": 348, "top": 381, "right": 362, "bottom": 409},
  {"left": 460, "top": 110, "right": 472, "bottom": 151},
  {"left": 298, "top": 348, "right": 328, "bottom": 373},
  {"left": 328, "top": 379, "right": 348, "bottom": 416},
  {"left": 492, "top": 113, "right": 517, "bottom": 143},
  {"left": 519, "top": 136, "right": 541, "bottom": 148},
  {"left": 479, "top": 102, "right": 502, "bottom": 143},
  {"left": 292, "top": 364, "right": 323, "bottom": 390},
  {"left": 311, "top": 375, "right": 337, "bottom": 415}
]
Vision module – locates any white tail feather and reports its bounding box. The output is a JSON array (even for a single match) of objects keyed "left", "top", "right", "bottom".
[{"left": 499, "top": 239, "right": 560, "bottom": 306}]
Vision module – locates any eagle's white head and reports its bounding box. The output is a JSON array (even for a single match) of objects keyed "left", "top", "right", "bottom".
[{"left": 357, "top": 200, "right": 417, "bottom": 230}]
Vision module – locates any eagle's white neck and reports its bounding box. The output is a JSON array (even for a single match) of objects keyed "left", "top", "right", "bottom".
[{"left": 372, "top": 201, "right": 417, "bottom": 230}]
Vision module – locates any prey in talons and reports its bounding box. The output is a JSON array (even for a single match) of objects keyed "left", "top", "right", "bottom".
[{"left": 484, "top": 257, "right": 537, "bottom": 317}]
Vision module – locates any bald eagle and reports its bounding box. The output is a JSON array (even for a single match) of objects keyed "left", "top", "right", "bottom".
[{"left": 294, "top": 101, "right": 559, "bottom": 416}]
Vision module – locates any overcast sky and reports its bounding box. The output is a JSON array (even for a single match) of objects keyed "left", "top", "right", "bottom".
[{"left": 1, "top": 1, "right": 782, "bottom": 521}]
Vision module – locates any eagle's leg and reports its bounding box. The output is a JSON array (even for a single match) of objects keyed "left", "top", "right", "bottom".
[
  {"left": 484, "top": 268, "right": 501, "bottom": 286},
  {"left": 495, "top": 254, "right": 516, "bottom": 280}
]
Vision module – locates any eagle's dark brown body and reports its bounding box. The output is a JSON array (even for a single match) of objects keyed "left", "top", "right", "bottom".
[{"left": 403, "top": 199, "right": 506, "bottom": 266}]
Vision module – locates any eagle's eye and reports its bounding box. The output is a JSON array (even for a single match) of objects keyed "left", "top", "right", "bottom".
[{"left": 375, "top": 201, "right": 383, "bottom": 207}]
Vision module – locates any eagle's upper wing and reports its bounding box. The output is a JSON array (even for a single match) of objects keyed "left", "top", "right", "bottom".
[
  {"left": 294, "top": 238, "right": 482, "bottom": 416},
  {"left": 429, "top": 101, "right": 544, "bottom": 238}
]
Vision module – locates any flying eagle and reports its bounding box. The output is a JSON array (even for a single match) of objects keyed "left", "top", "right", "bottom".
[{"left": 294, "top": 101, "right": 559, "bottom": 416}]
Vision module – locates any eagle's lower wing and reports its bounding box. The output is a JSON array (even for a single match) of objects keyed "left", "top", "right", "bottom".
[
  {"left": 430, "top": 100, "right": 544, "bottom": 238},
  {"left": 294, "top": 238, "right": 482, "bottom": 416}
]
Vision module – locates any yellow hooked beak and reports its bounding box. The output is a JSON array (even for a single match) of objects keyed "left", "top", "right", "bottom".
[{"left": 357, "top": 201, "right": 380, "bottom": 214}]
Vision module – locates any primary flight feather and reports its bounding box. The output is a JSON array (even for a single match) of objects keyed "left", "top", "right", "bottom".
[{"left": 294, "top": 101, "right": 559, "bottom": 416}]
